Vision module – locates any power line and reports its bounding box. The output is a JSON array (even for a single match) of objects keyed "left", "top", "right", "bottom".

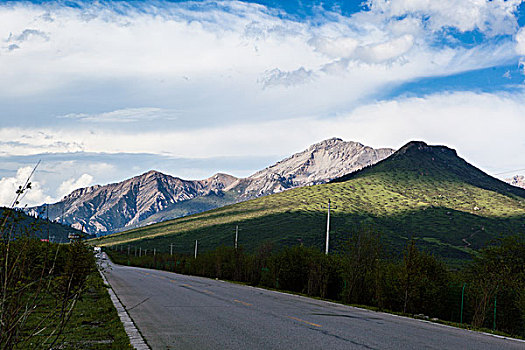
[{"left": 493, "top": 168, "right": 525, "bottom": 176}]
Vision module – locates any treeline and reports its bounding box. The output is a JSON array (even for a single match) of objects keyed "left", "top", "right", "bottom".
[{"left": 106, "top": 231, "right": 525, "bottom": 338}]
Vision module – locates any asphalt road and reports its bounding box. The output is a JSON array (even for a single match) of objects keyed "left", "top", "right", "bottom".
[{"left": 101, "top": 258, "right": 524, "bottom": 350}]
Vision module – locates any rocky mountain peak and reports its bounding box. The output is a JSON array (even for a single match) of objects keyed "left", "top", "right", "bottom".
[
  {"left": 396, "top": 141, "right": 457, "bottom": 158},
  {"left": 307, "top": 137, "right": 346, "bottom": 149},
  {"left": 63, "top": 184, "right": 102, "bottom": 201},
  {"left": 202, "top": 173, "right": 239, "bottom": 191},
  {"left": 136, "top": 170, "right": 168, "bottom": 181},
  {"left": 507, "top": 175, "right": 525, "bottom": 189},
  {"left": 243, "top": 138, "right": 394, "bottom": 198}
]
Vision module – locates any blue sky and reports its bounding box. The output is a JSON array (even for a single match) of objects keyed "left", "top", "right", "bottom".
[{"left": 1, "top": 0, "right": 525, "bottom": 206}]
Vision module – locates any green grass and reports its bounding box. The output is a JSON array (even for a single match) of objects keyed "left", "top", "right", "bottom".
[
  {"left": 90, "top": 142, "right": 525, "bottom": 262},
  {"left": 18, "top": 272, "right": 132, "bottom": 349}
]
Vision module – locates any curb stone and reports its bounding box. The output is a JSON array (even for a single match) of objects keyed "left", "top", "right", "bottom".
[{"left": 98, "top": 255, "right": 150, "bottom": 350}]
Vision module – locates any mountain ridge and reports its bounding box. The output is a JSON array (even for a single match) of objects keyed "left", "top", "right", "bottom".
[
  {"left": 31, "top": 138, "right": 394, "bottom": 234},
  {"left": 334, "top": 141, "right": 525, "bottom": 199},
  {"left": 90, "top": 140, "right": 525, "bottom": 263}
]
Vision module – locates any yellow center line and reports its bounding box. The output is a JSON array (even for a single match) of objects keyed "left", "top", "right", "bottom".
[
  {"left": 233, "top": 299, "right": 252, "bottom": 306},
  {"left": 287, "top": 316, "right": 322, "bottom": 328},
  {"left": 182, "top": 283, "right": 192, "bottom": 288},
  {"left": 203, "top": 289, "right": 214, "bottom": 295}
]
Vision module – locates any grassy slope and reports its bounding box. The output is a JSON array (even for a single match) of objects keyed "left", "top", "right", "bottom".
[
  {"left": 1, "top": 208, "right": 85, "bottom": 243},
  {"left": 90, "top": 142, "right": 525, "bottom": 262}
]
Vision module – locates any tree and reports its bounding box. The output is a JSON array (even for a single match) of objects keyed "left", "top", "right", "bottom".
[
  {"left": 400, "top": 239, "right": 450, "bottom": 316},
  {"left": 468, "top": 236, "right": 525, "bottom": 335},
  {"left": 340, "top": 227, "right": 382, "bottom": 305}
]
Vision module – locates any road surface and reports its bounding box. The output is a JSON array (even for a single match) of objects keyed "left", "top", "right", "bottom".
[{"left": 100, "top": 258, "right": 524, "bottom": 349}]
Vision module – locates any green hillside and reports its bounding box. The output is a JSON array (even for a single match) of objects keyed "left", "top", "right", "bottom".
[
  {"left": 90, "top": 142, "right": 525, "bottom": 262},
  {"left": 1, "top": 208, "right": 85, "bottom": 243}
]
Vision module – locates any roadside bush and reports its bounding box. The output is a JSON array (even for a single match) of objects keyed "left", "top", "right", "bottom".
[{"left": 0, "top": 238, "right": 95, "bottom": 349}]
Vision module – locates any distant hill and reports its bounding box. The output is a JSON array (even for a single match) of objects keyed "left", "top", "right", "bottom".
[
  {"left": 0, "top": 207, "right": 85, "bottom": 243},
  {"left": 90, "top": 141, "right": 525, "bottom": 263},
  {"left": 30, "top": 138, "right": 393, "bottom": 234},
  {"left": 29, "top": 171, "right": 238, "bottom": 234}
]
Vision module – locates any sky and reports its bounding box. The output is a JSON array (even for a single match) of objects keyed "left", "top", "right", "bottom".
[{"left": 1, "top": 0, "right": 525, "bottom": 207}]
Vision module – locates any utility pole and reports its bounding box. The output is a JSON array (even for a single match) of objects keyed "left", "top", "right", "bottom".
[
  {"left": 46, "top": 204, "right": 50, "bottom": 242},
  {"left": 325, "top": 199, "right": 330, "bottom": 255},
  {"left": 235, "top": 225, "right": 239, "bottom": 250},
  {"left": 80, "top": 223, "right": 85, "bottom": 243},
  {"left": 460, "top": 283, "right": 466, "bottom": 324},
  {"left": 139, "top": 247, "right": 142, "bottom": 257},
  {"left": 493, "top": 285, "right": 498, "bottom": 331},
  {"left": 170, "top": 243, "right": 173, "bottom": 256},
  {"left": 194, "top": 240, "right": 198, "bottom": 259},
  {"left": 320, "top": 199, "right": 337, "bottom": 255},
  {"left": 154, "top": 248, "right": 156, "bottom": 256}
]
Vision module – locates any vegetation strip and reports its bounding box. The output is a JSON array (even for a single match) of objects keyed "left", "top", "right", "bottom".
[{"left": 99, "top": 257, "right": 150, "bottom": 350}]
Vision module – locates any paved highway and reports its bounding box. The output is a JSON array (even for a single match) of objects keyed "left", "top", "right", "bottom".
[{"left": 101, "top": 258, "right": 524, "bottom": 349}]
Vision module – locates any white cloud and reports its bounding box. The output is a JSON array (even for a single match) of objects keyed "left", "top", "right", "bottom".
[
  {"left": 1, "top": 90, "right": 524, "bottom": 175},
  {"left": 356, "top": 34, "right": 414, "bottom": 63},
  {"left": 516, "top": 27, "right": 525, "bottom": 55},
  {"left": 308, "top": 36, "right": 359, "bottom": 58},
  {"left": 367, "top": 0, "right": 522, "bottom": 36},
  {"left": 0, "top": 166, "right": 52, "bottom": 207},
  {"left": 57, "top": 174, "right": 93, "bottom": 199},
  {"left": 87, "top": 162, "right": 116, "bottom": 174},
  {"left": 259, "top": 67, "right": 316, "bottom": 87},
  {"left": 7, "top": 28, "right": 48, "bottom": 43},
  {"left": 58, "top": 107, "right": 179, "bottom": 123},
  {"left": 0, "top": 130, "right": 84, "bottom": 156},
  {"left": 0, "top": 0, "right": 520, "bottom": 103}
]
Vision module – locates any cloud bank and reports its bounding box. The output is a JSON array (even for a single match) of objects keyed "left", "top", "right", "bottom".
[{"left": 0, "top": 1, "right": 524, "bottom": 205}]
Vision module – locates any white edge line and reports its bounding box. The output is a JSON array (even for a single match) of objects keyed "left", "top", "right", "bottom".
[{"left": 98, "top": 255, "right": 150, "bottom": 350}]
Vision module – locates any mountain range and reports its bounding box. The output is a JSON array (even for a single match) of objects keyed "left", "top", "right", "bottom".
[
  {"left": 30, "top": 138, "right": 393, "bottom": 234},
  {"left": 90, "top": 140, "right": 525, "bottom": 263}
]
